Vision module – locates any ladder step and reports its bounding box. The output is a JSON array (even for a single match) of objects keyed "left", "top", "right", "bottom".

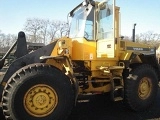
[
  {"left": 77, "top": 99, "right": 90, "bottom": 103},
  {"left": 114, "top": 97, "right": 123, "bottom": 101},
  {"left": 111, "top": 76, "right": 124, "bottom": 101},
  {"left": 109, "top": 66, "right": 124, "bottom": 70},
  {"left": 114, "top": 85, "right": 123, "bottom": 90},
  {"left": 113, "top": 76, "right": 122, "bottom": 80}
]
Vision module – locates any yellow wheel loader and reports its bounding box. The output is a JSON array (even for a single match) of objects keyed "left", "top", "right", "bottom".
[{"left": 0, "top": 0, "right": 159, "bottom": 120}]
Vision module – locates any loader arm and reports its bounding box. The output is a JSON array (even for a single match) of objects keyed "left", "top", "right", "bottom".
[
  {"left": 0, "top": 31, "right": 28, "bottom": 69},
  {"left": 0, "top": 41, "right": 17, "bottom": 69},
  {"left": 0, "top": 40, "right": 57, "bottom": 102}
]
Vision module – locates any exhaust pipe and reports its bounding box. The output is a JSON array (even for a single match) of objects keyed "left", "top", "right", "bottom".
[{"left": 132, "top": 23, "right": 136, "bottom": 42}]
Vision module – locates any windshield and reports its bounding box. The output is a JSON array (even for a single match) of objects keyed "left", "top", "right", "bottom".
[{"left": 69, "top": 4, "right": 94, "bottom": 40}]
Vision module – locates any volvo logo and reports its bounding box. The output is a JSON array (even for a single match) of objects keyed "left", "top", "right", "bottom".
[{"left": 133, "top": 48, "right": 143, "bottom": 51}]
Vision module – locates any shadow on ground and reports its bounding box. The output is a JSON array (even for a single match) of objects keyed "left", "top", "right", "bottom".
[
  {"left": 68, "top": 89, "right": 160, "bottom": 120},
  {"left": 0, "top": 89, "right": 160, "bottom": 120}
]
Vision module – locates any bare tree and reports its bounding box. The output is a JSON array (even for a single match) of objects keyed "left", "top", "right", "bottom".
[
  {"left": 58, "top": 22, "right": 69, "bottom": 38},
  {"left": 0, "top": 30, "right": 17, "bottom": 52},
  {"left": 48, "top": 20, "right": 61, "bottom": 41},
  {"left": 23, "top": 18, "right": 69, "bottom": 44},
  {"left": 5, "top": 34, "right": 16, "bottom": 47},
  {"left": 24, "top": 18, "right": 43, "bottom": 43},
  {"left": 47, "top": 20, "right": 69, "bottom": 42},
  {"left": 0, "top": 32, "right": 5, "bottom": 52},
  {"left": 136, "top": 31, "right": 160, "bottom": 47},
  {"left": 39, "top": 19, "right": 49, "bottom": 44}
]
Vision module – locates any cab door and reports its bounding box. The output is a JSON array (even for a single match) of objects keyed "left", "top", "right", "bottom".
[{"left": 96, "top": 0, "right": 115, "bottom": 58}]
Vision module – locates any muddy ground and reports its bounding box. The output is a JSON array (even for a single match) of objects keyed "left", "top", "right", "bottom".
[{"left": 0, "top": 89, "right": 160, "bottom": 120}]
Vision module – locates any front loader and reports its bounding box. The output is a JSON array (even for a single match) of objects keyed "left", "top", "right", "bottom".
[{"left": 0, "top": 0, "right": 159, "bottom": 120}]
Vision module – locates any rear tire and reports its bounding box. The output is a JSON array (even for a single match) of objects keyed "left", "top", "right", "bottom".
[
  {"left": 124, "top": 64, "right": 158, "bottom": 111},
  {"left": 2, "top": 63, "right": 74, "bottom": 120}
]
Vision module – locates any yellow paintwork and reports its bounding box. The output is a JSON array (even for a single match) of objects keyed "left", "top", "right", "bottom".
[
  {"left": 138, "top": 77, "right": 152, "bottom": 100},
  {"left": 50, "top": 37, "right": 72, "bottom": 57},
  {"left": 72, "top": 38, "right": 96, "bottom": 60},
  {"left": 45, "top": 1, "right": 155, "bottom": 95},
  {"left": 79, "top": 82, "right": 112, "bottom": 93},
  {"left": 24, "top": 84, "right": 58, "bottom": 117},
  {"left": 119, "top": 40, "right": 154, "bottom": 61},
  {"left": 119, "top": 51, "right": 132, "bottom": 61}
]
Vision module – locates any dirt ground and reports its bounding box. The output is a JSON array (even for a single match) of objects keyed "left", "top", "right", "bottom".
[
  {"left": 0, "top": 89, "right": 160, "bottom": 120},
  {"left": 67, "top": 89, "right": 160, "bottom": 120},
  {"left": 0, "top": 71, "right": 160, "bottom": 120}
]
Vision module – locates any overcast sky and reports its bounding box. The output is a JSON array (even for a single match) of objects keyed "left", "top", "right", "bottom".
[{"left": 0, "top": 0, "right": 160, "bottom": 37}]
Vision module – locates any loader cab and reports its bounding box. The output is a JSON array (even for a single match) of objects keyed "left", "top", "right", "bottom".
[
  {"left": 69, "top": 2, "right": 95, "bottom": 40},
  {"left": 97, "top": 0, "right": 116, "bottom": 58},
  {"left": 69, "top": 0, "right": 119, "bottom": 60}
]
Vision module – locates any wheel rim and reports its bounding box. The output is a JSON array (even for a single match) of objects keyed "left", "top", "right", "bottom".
[
  {"left": 138, "top": 77, "right": 152, "bottom": 100},
  {"left": 24, "top": 84, "right": 58, "bottom": 117}
]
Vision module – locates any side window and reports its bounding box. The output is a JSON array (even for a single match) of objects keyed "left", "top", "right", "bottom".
[
  {"left": 85, "top": 20, "right": 93, "bottom": 40},
  {"left": 85, "top": 7, "right": 94, "bottom": 40},
  {"left": 98, "top": 4, "right": 113, "bottom": 39}
]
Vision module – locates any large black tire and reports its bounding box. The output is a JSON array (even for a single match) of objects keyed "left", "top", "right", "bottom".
[
  {"left": 124, "top": 64, "right": 158, "bottom": 111},
  {"left": 2, "top": 63, "right": 74, "bottom": 120}
]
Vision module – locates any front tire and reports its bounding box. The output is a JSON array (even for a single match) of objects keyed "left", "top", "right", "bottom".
[
  {"left": 124, "top": 64, "right": 158, "bottom": 111},
  {"left": 2, "top": 63, "right": 74, "bottom": 120}
]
